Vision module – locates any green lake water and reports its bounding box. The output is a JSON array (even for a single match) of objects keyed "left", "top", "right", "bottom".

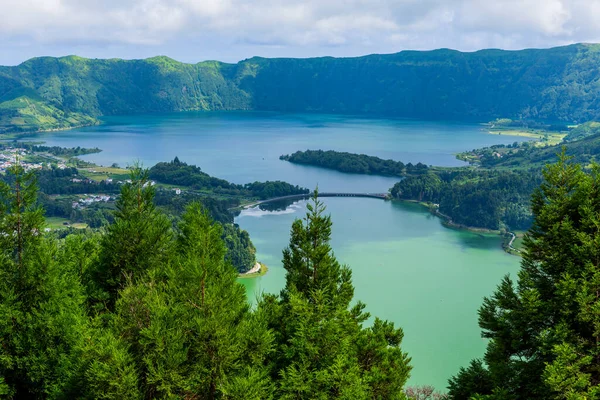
[
  {"left": 238, "top": 199, "right": 519, "bottom": 389},
  {"left": 28, "top": 112, "right": 523, "bottom": 390}
]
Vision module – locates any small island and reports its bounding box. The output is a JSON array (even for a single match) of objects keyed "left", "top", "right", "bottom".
[{"left": 280, "top": 149, "right": 428, "bottom": 177}]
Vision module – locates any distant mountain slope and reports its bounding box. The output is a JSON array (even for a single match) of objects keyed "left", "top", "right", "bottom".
[{"left": 2, "top": 44, "right": 600, "bottom": 132}]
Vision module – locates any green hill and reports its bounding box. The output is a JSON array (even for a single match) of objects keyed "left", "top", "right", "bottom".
[
  {"left": 0, "top": 95, "right": 97, "bottom": 134},
  {"left": 3, "top": 44, "right": 600, "bottom": 132}
]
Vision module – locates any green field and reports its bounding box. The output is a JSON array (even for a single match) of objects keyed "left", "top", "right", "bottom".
[
  {"left": 488, "top": 129, "right": 566, "bottom": 146},
  {"left": 80, "top": 166, "right": 130, "bottom": 182},
  {"left": 45, "top": 217, "right": 88, "bottom": 230}
]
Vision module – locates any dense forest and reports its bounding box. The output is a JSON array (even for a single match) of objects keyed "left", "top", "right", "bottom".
[
  {"left": 4, "top": 44, "right": 600, "bottom": 132},
  {"left": 149, "top": 157, "right": 309, "bottom": 199},
  {"left": 0, "top": 164, "right": 411, "bottom": 398},
  {"left": 280, "top": 150, "right": 428, "bottom": 177},
  {"left": 390, "top": 168, "right": 542, "bottom": 230}
]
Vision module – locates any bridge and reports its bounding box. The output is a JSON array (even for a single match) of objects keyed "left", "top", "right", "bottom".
[{"left": 243, "top": 192, "right": 389, "bottom": 209}]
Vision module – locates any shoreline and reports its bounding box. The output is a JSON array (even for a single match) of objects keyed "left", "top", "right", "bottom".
[
  {"left": 0, "top": 120, "right": 101, "bottom": 140},
  {"left": 238, "top": 262, "right": 268, "bottom": 279},
  {"left": 484, "top": 128, "right": 566, "bottom": 145},
  {"left": 395, "top": 199, "right": 522, "bottom": 256}
]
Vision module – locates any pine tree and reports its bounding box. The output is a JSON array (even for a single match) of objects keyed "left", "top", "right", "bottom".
[
  {"left": 0, "top": 164, "right": 90, "bottom": 397},
  {"left": 94, "top": 165, "right": 172, "bottom": 307},
  {"left": 449, "top": 153, "right": 600, "bottom": 399},
  {"left": 114, "top": 202, "right": 273, "bottom": 398},
  {"left": 261, "top": 190, "right": 411, "bottom": 399}
]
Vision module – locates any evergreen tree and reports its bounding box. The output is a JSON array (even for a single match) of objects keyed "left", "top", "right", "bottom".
[
  {"left": 449, "top": 153, "right": 600, "bottom": 399},
  {"left": 0, "top": 164, "right": 89, "bottom": 397},
  {"left": 114, "top": 203, "right": 273, "bottom": 398},
  {"left": 94, "top": 165, "right": 172, "bottom": 307},
  {"left": 260, "top": 190, "right": 411, "bottom": 399}
]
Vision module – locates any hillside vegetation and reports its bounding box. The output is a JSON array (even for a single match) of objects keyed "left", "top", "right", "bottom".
[
  {"left": 3, "top": 44, "right": 600, "bottom": 132},
  {"left": 280, "top": 149, "right": 428, "bottom": 177}
]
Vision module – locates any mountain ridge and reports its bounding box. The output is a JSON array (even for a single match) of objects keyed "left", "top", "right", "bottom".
[{"left": 2, "top": 43, "right": 600, "bottom": 133}]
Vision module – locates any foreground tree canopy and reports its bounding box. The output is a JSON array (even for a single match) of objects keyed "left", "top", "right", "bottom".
[
  {"left": 0, "top": 165, "right": 411, "bottom": 398},
  {"left": 449, "top": 152, "right": 600, "bottom": 399}
]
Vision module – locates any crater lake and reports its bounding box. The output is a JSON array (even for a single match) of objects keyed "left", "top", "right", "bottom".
[{"left": 27, "top": 111, "right": 524, "bottom": 389}]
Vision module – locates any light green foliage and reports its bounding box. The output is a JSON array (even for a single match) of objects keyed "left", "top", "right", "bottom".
[
  {"left": 564, "top": 121, "right": 600, "bottom": 142},
  {"left": 0, "top": 94, "right": 97, "bottom": 134}
]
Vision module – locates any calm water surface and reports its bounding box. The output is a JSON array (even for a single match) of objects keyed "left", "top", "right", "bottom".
[
  {"left": 29, "top": 112, "right": 523, "bottom": 389},
  {"left": 238, "top": 199, "right": 519, "bottom": 389}
]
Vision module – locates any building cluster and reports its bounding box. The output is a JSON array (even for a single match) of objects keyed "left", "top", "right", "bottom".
[
  {"left": 72, "top": 194, "right": 113, "bottom": 209},
  {"left": 0, "top": 147, "right": 67, "bottom": 173}
]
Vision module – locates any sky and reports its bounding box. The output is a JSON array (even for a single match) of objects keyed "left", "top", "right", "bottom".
[{"left": 0, "top": 0, "right": 599, "bottom": 65}]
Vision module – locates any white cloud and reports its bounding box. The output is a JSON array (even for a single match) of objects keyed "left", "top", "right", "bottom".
[{"left": 0, "top": 0, "right": 599, "bottom": 63}]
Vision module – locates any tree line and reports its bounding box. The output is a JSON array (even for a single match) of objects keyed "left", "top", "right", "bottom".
[
  {"left": 149, "top": 157, "right": 309, "bottom": 199},
  {"left": 0, "top": 142, "right": 102, "bottom": 157},
  {"left": 280, "top": 150, "right": 428, "bottom": 177},
  {"left": 0, "top": 164, "right": 411, "bottom": 398},
  {"left": 391, "top": 168, "right": 543, "bottom": 231},
  {"left": 448, "top": 152, "right": 600, "bottom": 398}
]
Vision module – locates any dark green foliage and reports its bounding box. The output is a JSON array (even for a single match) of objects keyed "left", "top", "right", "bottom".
[
  {"left": 391, "top": 169, "right": 542, "bottom": 230},
  {"left": 447, "top": 360, "right": 493, "bottom": 399},
  {"left": 449, "top": 153, "right": 600, "bottom": 398},
  {"left": 280, "top": 149, "right": 428, "bottom": 177},
  {"left": 222, "top": 223, "right": 256, "bottom": 273},
  {"left": 149, "top": 159, "right": 237, "bottom": 191},
  {"left": 114, "top": 202, "right": 273, "bottom": 398},
  {"left": 240, "top": 44, "right": 600, "bottom": 122},
  {"left": 153, "top": 188, "right": 238, "bottom": 224},
  {"left": 0, "top": 161, "right": 416, "bottom": 398},
  {"left": 33, "top": 167, "right": 120, "bottom": 195},
  {"left": 1, "top": 142, "right": 102, "bottom": 157},
  {"left": 0, "top": 164, "right": 89, "bottom": 398},
  {"left": 4, "top": 44, "right": 600, "bottom": 132},
  {"left": 94, "top": 166, "right": 172, "bottom": 306},
  {"left": 489, "top": 118, "right": 569, "bottom": 132},
  {"left": 259, "top": 190, "right": 411, "bottom": 398},
  {"left": 149, "top": 158, "right": 308, "bottom": 199}
]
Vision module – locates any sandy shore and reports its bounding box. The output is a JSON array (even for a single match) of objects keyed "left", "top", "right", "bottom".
[{"left": 243, "top": 262, "right": 261, "bottom": 275}]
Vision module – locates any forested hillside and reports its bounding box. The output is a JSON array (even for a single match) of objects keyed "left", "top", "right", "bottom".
[
  {"left": 149, "top": 158, "right": 309, "bottom": 199},
  {"left": 3, "top": 44, "right": 600, "bottom": 132},
  {"left": 391, "top": 169, "right": 542, "bottom": 230}
]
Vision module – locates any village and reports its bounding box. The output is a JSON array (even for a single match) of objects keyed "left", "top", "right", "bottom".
[{"left": 0, "top": 146, "right": 68, "bottom": 173}]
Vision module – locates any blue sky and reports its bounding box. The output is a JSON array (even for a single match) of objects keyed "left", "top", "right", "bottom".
[{"left": 0, "top": 0, "right": 598, "bottom": 65}]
